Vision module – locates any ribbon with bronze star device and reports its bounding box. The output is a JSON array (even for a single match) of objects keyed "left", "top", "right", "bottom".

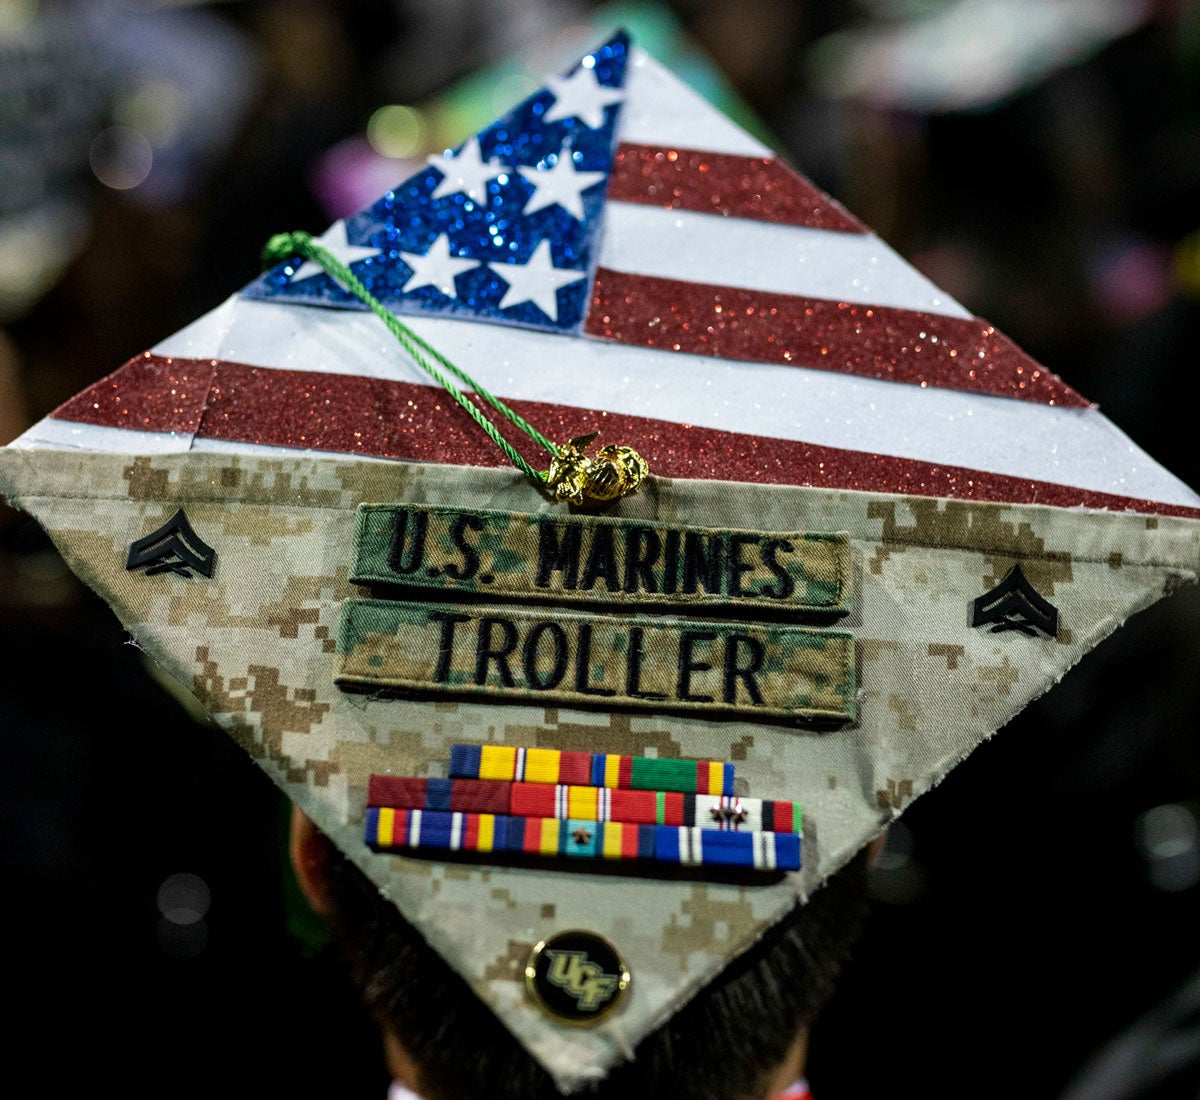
[{"left": 363, "top": 808, "right": 801, "bottom": 872}]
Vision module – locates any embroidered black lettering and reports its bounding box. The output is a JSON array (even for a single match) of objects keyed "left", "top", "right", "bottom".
[
  {"left": 682, "top": 532, "right": 723, "bottom": 595},
  {"left": 580, "top": 525, "right": 620, "bottom": 591},
  {"left": 574, "top": 623, "right": 616, "bottom": 696},
  {"left": 428, "top": 611, "right": 471, "bottom": 682},
  {"left": 535, "top": 522, "right": 582, "bottom": 589},
  {"left": 444, "top": 513, "right": 483, "bottom": 581},
  {"left": 623, "top": 527, "right": 661, "bottom": 594},
  {"left": 722, "top": 634, "right": 765, "bottom": 705},
  {"left": 726, "top": 534, "right": 759, "bottom": 598},
  {"left": 522, "top": 621, "right": 569, "bottom": 691},
  {"left": 662, "top": 529, "right": 681, "bottom": 594},
  {"left": 475, "top": 617, "right": 517, "bottom": 686},
  {"left": 677, "top": 631, "right": 717, "bottom": 702},
  {"left": 759, "top": 538, "right": 795, "bottom": 600},
  {"left": 624, "top": 626, "right": 666, "bottom": 699},
  {"left": 387, "top": 508, "right": 428, "bottom": 575}
]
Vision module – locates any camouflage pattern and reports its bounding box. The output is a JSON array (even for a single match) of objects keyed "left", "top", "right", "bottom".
[
  {"left": 336, "top": 597, "right": 856, "bottom": 721},
  {"left": 352, "top": 503, "right": 852, "bottom": 613},
  {"left": 1, "top": 446, "right": 1197, "bottom": 1090}
]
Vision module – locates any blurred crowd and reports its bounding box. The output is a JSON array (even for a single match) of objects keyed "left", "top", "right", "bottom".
[{"left": 2, "top": 2, "right": 1198, "bottom": 1097}]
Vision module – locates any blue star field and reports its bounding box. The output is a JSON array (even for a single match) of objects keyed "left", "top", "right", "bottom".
[{"left": 242, "top": 32, "right": 629, "bottom": 335}]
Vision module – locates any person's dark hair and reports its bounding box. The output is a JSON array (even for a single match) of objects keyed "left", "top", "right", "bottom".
[{"left": 325, "top": 849, "right": 870, "bottom": 1100}]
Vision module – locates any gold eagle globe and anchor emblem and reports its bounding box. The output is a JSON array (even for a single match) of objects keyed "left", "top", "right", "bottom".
[{"left": 546, "top": 431, "right": 649, "bottom": 508}]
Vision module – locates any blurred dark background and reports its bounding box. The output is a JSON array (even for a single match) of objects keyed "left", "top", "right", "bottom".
[{"left": 1, "top": 1, "right": 1198, "bottom": 1097}]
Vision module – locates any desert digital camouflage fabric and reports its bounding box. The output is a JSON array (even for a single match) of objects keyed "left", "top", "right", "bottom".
[{"left": 2, "top": 31, "right": 1199, "bottom": 1092}]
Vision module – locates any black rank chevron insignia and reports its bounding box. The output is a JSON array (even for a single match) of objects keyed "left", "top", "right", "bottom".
[
  {"left": 970, "top": 564, "right": 1059, "bottom": 638},
  {"left": 126, "top": 509, "right": 217, "bottom": 579}
]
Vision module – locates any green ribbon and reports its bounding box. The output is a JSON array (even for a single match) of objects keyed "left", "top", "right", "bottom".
[{"left": 261, "top": 231, "right": 559, "bottom": 485}]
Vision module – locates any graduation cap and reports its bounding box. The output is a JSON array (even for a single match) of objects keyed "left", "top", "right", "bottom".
[{"left": 2, "top": 31, "right": 1198, "bottom": 1091}]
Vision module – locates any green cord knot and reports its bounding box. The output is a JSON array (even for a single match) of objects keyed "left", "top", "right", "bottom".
[
  {"left": 256, "top": 228, "right": 652, "bottom": 498},
  {"left": 262, "top": 231, "right": 313, "bottom": 270}
]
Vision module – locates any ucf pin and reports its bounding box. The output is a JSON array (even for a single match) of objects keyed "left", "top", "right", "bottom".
[{"left": 525, "top": 930, "right": 631, "bottom": 1025}]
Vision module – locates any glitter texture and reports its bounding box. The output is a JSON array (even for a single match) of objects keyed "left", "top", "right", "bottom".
[
  {"left": 608, "top": 143, "right": 866, "bottom": 232},
  {"left": 242, "top": 34, "right": 629, "bottom": 335},
  {"left": 54, "top": 354, "right": 1196, "bottom": 520},
  {"left": 585, "top": 268, "right": 1089, "bottom": 407},
  {"left": 54, "top": 351, "right": 215, "bottom": 432}
]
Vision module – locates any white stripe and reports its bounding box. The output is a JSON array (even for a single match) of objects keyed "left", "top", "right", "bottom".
[
  {"left": 601, "top": 788, "right": 611, "bottom": 822},
  {"left": 622, "top": 48, "right": 771, "bottom": 158},
  {"left": 515, "top": 746, "right": 526, "bottom": 781},
  {"left": 11, "top": 421, "right": 193, "bottom": 454},
  {"left": 742, "top": 800, "right": 762, "bottom": 833},
  {"left": 677, "top": 828, "right": 688, "bottom": 866},
  {"left": 410, "top": 809, "right": 422, "bottom": 847},
  {"left": 191, "top": 437, "right": 391, "bottom": 462},
  {"left": 764, "top": 832, "right": 777, "bottom": 871},
  {"left": 142, "top": 298, "right": 1200, "bottom": 509},
  {"left": 556, "top": 784, "right": 567, "bottom": 819},
  {"left": 450, "top": 812, "right": 463, "bottom": 850},
  {"left": 600, "top": 204, "right": 972, "bottom": 319}
]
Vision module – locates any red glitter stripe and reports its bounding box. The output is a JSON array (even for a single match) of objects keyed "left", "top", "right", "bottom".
[
  {"left": 586, "top": 268, "right": 1089, "bottom": 408},
  {"left": 609, "top": 143, "right": 867, "bottom": 233},
  {"left": 50, "top": 355, "right": 1199, "bottom": 519},
  {"left": 53, "top": 351, "right": 217, "bottom": 432}
]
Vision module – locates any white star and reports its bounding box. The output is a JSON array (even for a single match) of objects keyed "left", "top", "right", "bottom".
[
  {"left": 518, "top": 151, "right": 606, "bottom": 221},
  {"left": 399, "top": 234, "right": 481, "bottom": 299},
  {"left": 290, "top": 221, "right": 380, "bottom": 282},
  {"left": 427, "top": 137, "right": 508, "bottom": 203},
  {"left": 490, "top": 239, "right": 586, "bottom": 323},
  {"left": 542, "top": 62, "right": 624, "bottom": 129}
]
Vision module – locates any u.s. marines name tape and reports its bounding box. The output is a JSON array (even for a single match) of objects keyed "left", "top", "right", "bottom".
[
  {"left": 351, "top": 504, "right": 852, "bottom": 615},
  {"left": 336, "top": 598, "right": 856, "bottom": 722}
]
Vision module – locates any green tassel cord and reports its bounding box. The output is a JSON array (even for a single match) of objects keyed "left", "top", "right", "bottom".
[{"left": 261, "top": 231, "right": 648, "bottom": 505}]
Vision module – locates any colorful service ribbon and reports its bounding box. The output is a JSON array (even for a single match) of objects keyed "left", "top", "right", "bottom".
[
  {"left": 448, "top": 744, "right": 734, "bottom": 796},
  {"left": 366, "top": 775, "right": 801, "bottom": 834},
  {"left": 363, "top": 808, "right": 801, "bottom": 871}
]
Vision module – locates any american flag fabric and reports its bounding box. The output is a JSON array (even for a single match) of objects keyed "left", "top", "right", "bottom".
[{"left": 11, "top": 32, "right": 1199, "bottom": 521}]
